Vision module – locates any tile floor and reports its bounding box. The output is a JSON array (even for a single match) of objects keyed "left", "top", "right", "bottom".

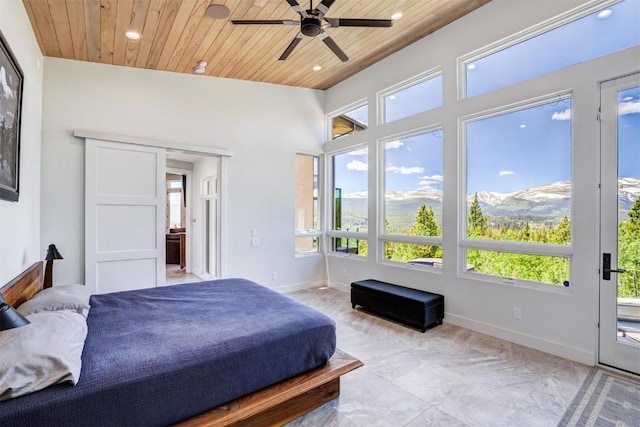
[
  {"left": 166, "top": 264, "right": 202, "bottom": 285},
  {"left": 284, "top": 286, "right": 592, "bottom": 427}
]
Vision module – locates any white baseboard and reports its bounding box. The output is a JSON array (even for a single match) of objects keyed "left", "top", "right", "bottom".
[
  {"left": 274, "top": 279, "right": 327, "bottom": 294},
  {"left": 327, "top": 280, "right": 350, "bottom": 293},
  {"left": 445, "top": 313, "right": 596, "bottom": 366}
]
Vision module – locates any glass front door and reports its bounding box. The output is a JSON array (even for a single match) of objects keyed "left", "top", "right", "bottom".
[{"left": 599, "top": 73, "right": 640, "bottom": 375}]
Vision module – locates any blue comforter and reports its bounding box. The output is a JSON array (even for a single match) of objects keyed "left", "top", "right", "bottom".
[{"left": 0, "top": 279, "right": 336, "bottom": 426}]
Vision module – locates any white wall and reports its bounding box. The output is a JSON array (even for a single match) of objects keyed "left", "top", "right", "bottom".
[
  {"left": 0, "top": 1, "right": 42, "bottom": 286},
  {"left": 41, "top": 58, "right": 326, "bottom": 289},
  {"left": 324, "top": 0, "right": 640, "bottom": 364}
]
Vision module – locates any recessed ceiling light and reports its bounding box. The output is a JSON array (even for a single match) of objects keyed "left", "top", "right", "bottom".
[
  {"left": 312, "top": 65, "right": 322, "bottom": 71},
  {"left": 596, "top": 9, "right": 613, "bottom": 19},
  {"left": 206, "top": 4, "right": 231, "bottom": 19},
  {"left": 467, "top": 63, "right": 476, "bottom": 70},
  {"left": 520, "top": 124, "right": 527, "bottom": 128},
  {"left": 125, "top": 31, "right": 141, "bottom": 40},
  {"left": 389, "top": 95, "right": 396, "bottom": 100},
  {"left": 391, "top": 12, "right": 403, "bottom": 21}
]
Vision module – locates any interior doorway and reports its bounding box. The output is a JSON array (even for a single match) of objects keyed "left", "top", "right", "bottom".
[{"left": 165, "top": 152, "right": 221, "bottom": 284}]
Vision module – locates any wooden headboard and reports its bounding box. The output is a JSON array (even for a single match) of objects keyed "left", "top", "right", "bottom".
[{"left": 0, "top": 262, "right": 44, "bottom": 308}]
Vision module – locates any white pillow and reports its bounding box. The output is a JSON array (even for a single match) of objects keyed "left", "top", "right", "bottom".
[
  {"left": 17, "top": 284, "right": 91, "bottom": 318},
  {"left": 0, "top": 310, "right": 88, "bottom": 401}
]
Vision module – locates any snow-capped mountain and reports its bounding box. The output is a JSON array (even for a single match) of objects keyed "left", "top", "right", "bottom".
[{"left": 340, "top": 178, "right": 639, "bottom": 228}]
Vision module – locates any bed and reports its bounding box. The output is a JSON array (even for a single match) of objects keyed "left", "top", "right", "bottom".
[{"left": 0, "top": 262, "right": 362, "bottom": 426}]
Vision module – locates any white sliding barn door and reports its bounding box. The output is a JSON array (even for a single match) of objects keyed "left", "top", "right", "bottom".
[{"left": 85, "top": 139, "right": 166, "bottom": 294}]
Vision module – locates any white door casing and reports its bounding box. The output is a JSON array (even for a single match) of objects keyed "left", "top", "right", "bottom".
[{"left": 85, "top": 139, "right": 166, "bottom": 294}]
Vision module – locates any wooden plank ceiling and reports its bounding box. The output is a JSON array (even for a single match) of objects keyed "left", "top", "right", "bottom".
[{"left": 22, "top": 0, "right": 490, "bottom": 90}]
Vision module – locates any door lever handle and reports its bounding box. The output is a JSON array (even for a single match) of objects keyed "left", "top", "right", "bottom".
[
  {"left": 603, "top": 268, "right": 626, "bottom": 273},
  {"left": 602, "top": 253, "right": 626, "bottom": 280}
]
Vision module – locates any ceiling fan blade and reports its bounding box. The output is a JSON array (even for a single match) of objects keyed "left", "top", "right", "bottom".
[
  {"left": 325, "top": 18, "right": 394, "bottom": 28},
  {"left": 318, "top": 32, "right": 348, "bottom": 62},
  {"left": 279, "top": 33, "right": 305, "bottom": 61},
  {"left": 231, "top": 19, "right": 299, "bottom": 25},
  {"left": 286, "top": 0, "right": 308, "bottom": 19},
  {"left": 316, "top": 0, "right": 336, "bottom": 18}
]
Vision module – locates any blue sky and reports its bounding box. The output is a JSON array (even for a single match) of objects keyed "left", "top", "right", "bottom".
[
  {"left": 336, "top": 0, "right": 640, "bottom": 197},
  {"left": 619, "top": 86, "right": 640, "bottom": 179}
]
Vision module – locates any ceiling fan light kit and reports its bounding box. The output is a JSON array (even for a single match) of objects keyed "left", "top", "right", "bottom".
[
  {"left": 194, "top": 61, "right": 207, "bottom": 74},
  {"left": 230, "top": 0, "right": 393, "bottom": 62}
]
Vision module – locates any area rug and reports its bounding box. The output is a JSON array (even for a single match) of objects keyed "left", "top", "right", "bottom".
[{"left": 559, "top": 368, "right": 640, "bottom": 426}]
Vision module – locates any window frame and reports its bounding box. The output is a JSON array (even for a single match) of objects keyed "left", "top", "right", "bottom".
[
  {"left": 377, "top": 67, "right": 443, "bottom": 125},
  {"left": 378, "top": 125, "right": 444, "bottom": 271},
  {"left": 326, "top": 144, "right": 369, "bottom": 259},
  {"left": 457, "top": 0, "right": 622, "bottom": 100},
  {"left": 295, "top": 152, "right": 323, "bottom": 257},
  {"left": 457, "top": 90, "right": 575, "bottom": 290}
]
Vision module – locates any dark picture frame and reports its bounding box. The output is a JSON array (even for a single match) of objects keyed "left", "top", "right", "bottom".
[{"left": 0, "top": 29, "right": 23, "bottom": 202}]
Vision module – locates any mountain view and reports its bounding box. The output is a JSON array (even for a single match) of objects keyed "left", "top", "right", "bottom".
[{"left": 338, "top": 178, "right": 640, "bottom": 230}]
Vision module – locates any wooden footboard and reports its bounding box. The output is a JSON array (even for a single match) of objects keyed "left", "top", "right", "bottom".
[
  {"left": 1, "top": 262, "right": 363, "bottom": 426},
  {"left": 175, "top": 349, "right": 362, "bottom": 427}
]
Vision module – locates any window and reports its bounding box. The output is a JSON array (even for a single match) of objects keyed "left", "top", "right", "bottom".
[
  {"left": 329, "top": 147, "right": 368, "bottom": 257},
  {"left": 381, "top": 71, "right": 443, "bottom": 123},
  {"left": 461, "top": 94, "right": 573, "bottom": 286},
  {"left": 381, "top": 128, "right": 443, "bottom": 267},
  {"left": 331, "top": 103, "right": 368, "bottom": 140},
  {"left": 462, "top": 0, "right": 640, "bottom": 98},
  {"left": 167, "top": 175, "right": 184, "bottom": 229},
  {"left": 295, "top": 154, "right": 320, "bottom": 254}
]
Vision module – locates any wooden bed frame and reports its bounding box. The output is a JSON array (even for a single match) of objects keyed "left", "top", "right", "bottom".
[{"left": 1, "top": 262, "right": 363, "bottom": 427}]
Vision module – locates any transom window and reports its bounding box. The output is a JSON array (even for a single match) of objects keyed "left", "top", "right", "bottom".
[
  {"left": 380, "top": 70, "right": 443, "bottom": 124},
  {"left": 462, "top": 0, "right": 640, "bottom": 98},
  {"left": 330, "top": 103, "right": 368, "bottom": 140}
]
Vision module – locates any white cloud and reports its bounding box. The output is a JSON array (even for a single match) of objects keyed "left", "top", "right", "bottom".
[
  {"left": 499, "top": 170, "right": 515, "bottom": 177},
  {"left": 619, "top": 101, "right": 640, "bottom": 116},
  {"left": 417, "top": 174, "right": 443, "bottom": 190},
  {"left": 347, "top": 148, "right": 368, "bottom": 156},
  {"left": 386, "top": 165, "right": 424, "bottom": 175},
  {"left": 347, "top": 160, "right": 368, "bottom": 171},
  {"left": 385, "top": 140, "right": 404, "bottom": 149},
  {"left": 552, "top": 109, "right": 571, "bottom": 121},
  {"left": 419, "top": 174, "right": 443, "bottom": 182}
]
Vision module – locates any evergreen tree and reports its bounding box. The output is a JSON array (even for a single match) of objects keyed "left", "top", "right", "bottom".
[
  {"left": 628, "top": 197, "right": 640, "bottom": 227},
  {"left": 468, "top": 194, "right": 487, "bottom": 236},
  {"left": 549, "top": 216, "right": 571, "bottom": 244},
  {"left": 411, "top": 203, "right": 440, "bottom": 237}
]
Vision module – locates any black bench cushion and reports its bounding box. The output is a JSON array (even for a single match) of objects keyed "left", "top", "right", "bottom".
[{"left": 351, "top": 279, "right": 442, "bottom": 306}]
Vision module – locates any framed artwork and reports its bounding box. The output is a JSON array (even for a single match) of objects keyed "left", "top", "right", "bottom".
[{"left": 0, "top": 29, "right": 23, "bottom": 202}]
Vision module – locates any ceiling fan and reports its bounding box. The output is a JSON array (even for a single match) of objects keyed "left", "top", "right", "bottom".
[{"left": 230, "top": 0, "right": 393, "bottom": 62}]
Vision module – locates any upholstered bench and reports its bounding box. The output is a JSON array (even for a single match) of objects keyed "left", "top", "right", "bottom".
[{"left": 351, "top": 279, "right": 444, "bottom": 332}]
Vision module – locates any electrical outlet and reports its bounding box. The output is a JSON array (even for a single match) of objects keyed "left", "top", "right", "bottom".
[
  {"left": 250, "top": 237, "right": 259, "bottom": 247},
  {"left": 513, "top": 307, "right": 522, "bottom": 319},
  {"left": 272, "top": 272, "right": 278, "bottom": 280}
]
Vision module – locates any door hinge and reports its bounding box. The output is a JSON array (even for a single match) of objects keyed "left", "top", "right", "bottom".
[{"left": 597, "top": 107, "right": 602, "bottom": 121}]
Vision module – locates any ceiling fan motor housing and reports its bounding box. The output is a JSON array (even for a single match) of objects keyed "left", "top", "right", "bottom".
[{"left": 301, "top": 16, "right": 322, "bottom": 36}]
